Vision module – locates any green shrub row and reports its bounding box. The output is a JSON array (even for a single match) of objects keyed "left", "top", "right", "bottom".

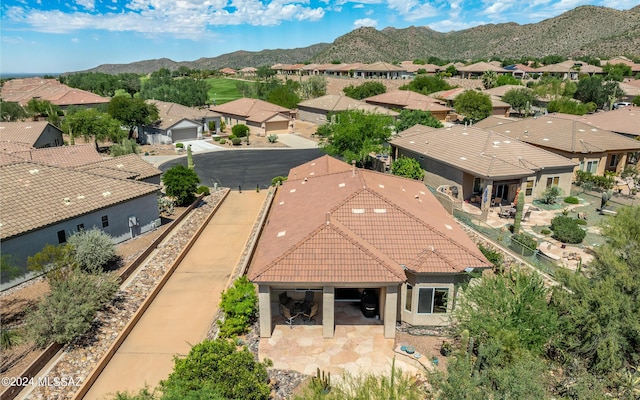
[
  {"left": 575, "top": 170, "right": 615, "bottom": 190},
  {"left": 196, "top": 186, "right": 210, "bottom": 195}
]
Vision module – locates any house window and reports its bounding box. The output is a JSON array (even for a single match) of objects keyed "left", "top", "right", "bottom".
[
  {"left": 101, "top": 215, "right": 109, "bottom": 228},
  {"left": 405, "top": 285, "right": 413, "bottom": 312},
  {"left": 609, "top": 154, "right": 619, "bottom": 168},
  {"left": 57, "top": 230, "right": 67, "bottom": 244},
  {"left": 417, "top": 288, "right": 449, "bottom": 314},
  {"left": 473, "top": 178, "right": 482, "bottom": 193},
  {"left": 525, "top": 180, "right": 534, "bottom": 196},
  {"left": 582, "top": 160, "right": 598, "bottom": 174},
  {"left": 76, "top": 224, "right": 85, "bottom": 232},
  {"left": 546, "top": 176, "right": 559, "bottom": 188}
]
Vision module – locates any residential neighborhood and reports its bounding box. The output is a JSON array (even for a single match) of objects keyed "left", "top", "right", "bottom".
[{"left": 2, "top": 49, "right": 640, "bottom": 400}]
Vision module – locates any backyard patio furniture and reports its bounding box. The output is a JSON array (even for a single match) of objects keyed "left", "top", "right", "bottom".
[
  {"left": 303, "top": 304, "right": 319, "bottom": 323},
  {"left": 280, "top": 304, "right": 299, "bottom": 328},
  {"left": 492, "top": 197, "right": 502, "bottom": 207},
  {"left": 298, "top": 290, "right": 315, "bottom": 314}
]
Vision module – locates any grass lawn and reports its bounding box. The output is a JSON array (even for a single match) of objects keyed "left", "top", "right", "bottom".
[{"left": 206, "top": 78, "right": 255, "bottom": 105}]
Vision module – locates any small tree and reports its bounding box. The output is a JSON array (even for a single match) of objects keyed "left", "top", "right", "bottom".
[
  {"left": 67, "top": 228, "right": 117, "bottom": 272},
  {"left": 541, "top": 185, "right": 563, "bottom": 204},
  {"left": 162, "top": 165, "right": 200, "bottom": 206},
  {"left": 395, "top": 109, "right": 443, "bottom": 132},
  {"left": 217, "top": 276, "right": 258, "bottom": 338},
  {"left": 454, "top": 90, "right": 492, "bottom": 122},
  {"left": 391, "top": 156, "right": 424, "bottom": 180},
  {"left": 231, "top": 124, "right": 250, "bottom": 138},
  {"left": 342, "top": 81, "right": 386, "bottom": 100}
]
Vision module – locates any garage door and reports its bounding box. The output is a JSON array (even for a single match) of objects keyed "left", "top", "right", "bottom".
[
  {"left": 265, "top": 120, "right": 289, "bottom": 133},
  {"left": 171, "top": 127, "right": 198, "bottom": 142}
]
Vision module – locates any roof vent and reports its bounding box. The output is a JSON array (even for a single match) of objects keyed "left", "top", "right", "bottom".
[
  {"left": 277, "top": 231, "right": 286, "bottom": 238},
  {"left": 102, "top": 191, "right": 111, "bottom": 197},
  {"left": 290, "top": 188, "right": 296, "bottom": 193},
  {"left": 352, "top": 208, "right": 365, "bottom": 214},
  {"left": 378, "top": 184, "right": 384, "bottom": 189},
  {"left": 28, "top": 168, "right": 39, "bottom": 174},
  {"left": 77, "top": 195, "right": 85, "bottom": 199},
  {"left": 374, "top": 208, "right": 387, "bottom": 214},
  {"left": 63, "top": 197, "right": 71, "bottom": 205},
  {"left": 338, "top": 183, "right": 346, "bottom": 188},
  {"left": 279, "top": 201, "right": 284, "bottom": 205},
  {"left": 309, "top": 172, "right": 315, "bottom": 176},
  {"left": 444, "top": 224, "right": 453, "bottom": 230}
]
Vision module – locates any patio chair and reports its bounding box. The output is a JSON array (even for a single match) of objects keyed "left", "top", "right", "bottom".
[
  {"left": 302, "top": 304, "right": 319, "bottom": 323},
  {"left": 498, "top": 205, "right": 511, "bottom": 218},
  {"left": 492, "top": 197, "right": 502, "bottom": 207},
  {"left": 280, "top": 304, "right": 298, "bottom": 328},
  {"left": 522, "top": 210, "right": 532, "bottom": 222},
  {"left": 299, "top": 290, "right": 315, "bottom": 313}
]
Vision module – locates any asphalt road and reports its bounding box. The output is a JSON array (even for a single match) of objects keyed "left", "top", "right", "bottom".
[{"left": 160, "top": 148, "right": 324, "bottom": 190}]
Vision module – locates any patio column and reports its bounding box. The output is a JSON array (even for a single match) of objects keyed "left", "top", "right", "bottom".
[
  {"left": 258, "top": 285, "right": 272, "bottom": 338},
  {"left": 481, "top": 181, "right": 494, "bottom": 212},
  {"left": 322, "top": 286, "right": 335, "bottom": 338},
  {"left": 383, "top": 285, "right": 397, "bottom": 338}
]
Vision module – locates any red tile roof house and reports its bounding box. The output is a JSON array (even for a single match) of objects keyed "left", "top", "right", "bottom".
[
  {"left": 352, "top": 62, "right": 407, "bottom": 80},
  {"left": 0, "top": 77, "right": 110, "bottom": 109},
  {"left": 390, "top": 125, "right": 577, "bottom": 211},
  {"left": 297, "top": 94, "right": 399, "bottom": 125},
  {"left": 248, "top": 155, "right": 492, "bottom": 339},
  {"left": 141, "top": 100, "right": 221, "bottom": 144},
  {"left": 0, "top": 161, "right": 161, "bottom": 288},
  {"left": 474, "top": 115, "right": 640, "bottom": 177},
  {"left": 363, "top": 90, "right": 453, "bottom": 122},
  {"left": 0, "top": 120, "right": 64, "bottom": 148},
  {"left": 429, "top": 88, "right": 511, "bottom": 118},
  {"left": 210, "top": 98, "right": 295, "bottom": 137}
]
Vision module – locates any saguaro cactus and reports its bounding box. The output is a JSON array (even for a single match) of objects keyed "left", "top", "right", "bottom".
[{"left": 187, "top": 144, "right": 194, "bottom": 170}]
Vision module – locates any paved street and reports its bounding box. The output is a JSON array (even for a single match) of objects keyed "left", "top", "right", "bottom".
[{"left": 160, "top": 148, "right": 324, "bottom": 190}]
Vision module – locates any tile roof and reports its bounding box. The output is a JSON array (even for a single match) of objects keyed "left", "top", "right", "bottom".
[
  {"left": 149, "top": 100, "right": 220, "bottom": 130},
  {"left": 6, "top": 144, "right": 104, "bottom": 168},
  {"left": 0, "top": 121, "right": 55, "bottom": 147},
  {"left": 210, "top": 98, "right": 292, "bottom": 118},
  {"left": 75, "top": 153, "right": 162, "bottom": 181},
  {"left": 483, "top": 85, "right": 529, "bottom": 98},
  {"left": 551, "top": 108, "right": 640, "bottom": 137},
  {"left": 248, "top": 156, "right": 491, "bottom": 284},
  {"left": 536, "top": 60, "right": 603, "bottom": 74},
  {"left": 391, "top": 124, "right": 576, "bottom": 179},
  {"left": 298, "top": 94, "right": 400, "bottom": 116},
  {"left": 287, "top": 154, "right": 354, "bottom": 180},
  {"left": 458, "top": 62, "right": 508, "bottom": 73},
  {"left": 474, "top": 115, "right": 640, "bottom": 153},
  {"left": 0, "top": 77, "right": 109, "bottom": 106},
  {"left": 355, "top": 62, "right": 406, "bottom": 72},
  {"left": 364, "top": 90, "right": 452, "bottom": 113},
  {"left": 0, "top": 162, "right": 159, "bottom": 240}
]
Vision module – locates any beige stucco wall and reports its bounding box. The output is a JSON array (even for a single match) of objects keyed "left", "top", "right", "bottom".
[{"left": 400, "top": 274, "right": 464, "bottom": 327}]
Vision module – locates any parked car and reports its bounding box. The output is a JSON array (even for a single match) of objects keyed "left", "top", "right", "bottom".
[
  {"left": 360, "top": 289, "right": 378, "bottom": 318},
  {"left": 614, "top": 102, "right": 632, "bottom": 109}
]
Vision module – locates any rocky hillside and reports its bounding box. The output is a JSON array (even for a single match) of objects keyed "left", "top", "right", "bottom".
[{"left": 81, "top": 5, "right": 640, "bottom": 75}]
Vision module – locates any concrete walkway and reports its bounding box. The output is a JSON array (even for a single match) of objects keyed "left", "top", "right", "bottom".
[
  {"left": 275, "top": 133, "right": 319, "bottom": 149},
  {"left": 84, "top": 190, "right": 267, "bottom": 399}
]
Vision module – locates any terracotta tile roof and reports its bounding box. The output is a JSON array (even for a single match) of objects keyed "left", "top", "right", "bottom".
[
  {"left": 210, "top": 98, "right": 292, "bottom": 118},
  {"left": 0, "top": 140, "right": 34, "bottom": 153},
  {"left": 364, "top": 90, "right": 452, "bottom": 113},
  {"left": 298, "top": 94, "right": 400, "bottom": 116},
  {"left": 551, "top": 108, "right": 640, "bottom": 137},
  {"left": 355, "top": 62, "right": 406, "bottom": 72},
  {"left": 475, "top": 115, "right": 640, "bottom": 153},
  {"left": 8, "top": 144, "right": 104, "bottom": 168},
  {"left": 0, "top": 162, "right": 159, "bottom": 240},
  {"left": 75, "top": 154, "right": 161, "bottom": 181},
  {"left": 287, "top": 154, "right": 353, "bottom": 180},
  {"left": 391, "top": 124, "right": 576, "bottom": 179},
  {"left": 0, "top": 77, "right": 109, "bottom": 106},
  {"left": 149, "top": 100, "right": 220, "bottom": 130},
  {"left": 0, "top": 121, "right": 54, "bottom": 147},
  {"left": 458, "top": 62, "right": 508, "bottom": 73},
  {"left": 536, "top": 60, "right": 602, "bottom": 74},
  {"left": 246, "top": 111, "right": 290, "bottom": 124},
  {"left": 0, "top": 152, "right": 26, "bottom": 166},
  {"left": 249, "top": 157, "right": 491, "bottom": 284}
]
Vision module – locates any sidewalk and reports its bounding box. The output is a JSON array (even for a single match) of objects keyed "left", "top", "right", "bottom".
[{"left": 83, "top": 190, "right": 267, "bottom": 399}]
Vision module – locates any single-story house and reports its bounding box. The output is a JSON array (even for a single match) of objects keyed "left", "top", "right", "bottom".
[
  {"left": 0, "top": 143, "right": 104, "bottom": 167},
  {"left": 363, "top": 90, "right": 453, "bottom": 122},
  {"left": 536, "top": 60, "right": 603, "bottom": 80},
  {"left": 456, "top": 62, "right": 508, "bottom": 79},
  {"left": 601, "top": 56, "right": 640, "bottom": 75},
  {"left": 474, "top": 115, "right": 640, "bottom": 176},
  {"left": 503, "top": 64, "right": 541, "bottom": 79},
  {"left": 140, "top": 100, "right": 221, "bottom": 144},
  {"left": 75, "top": 153, "right": 163, "bottom": 185},
  {"left": 248, "top": 155, "right": 492, "bottom": 339},
  {"left": 430, "top": 88, "right": 511, "bottom": 117},
  {"left": 210, "top": 98, "right": 295, "bottom": 136},
  {"left": 399, "top": 61, "right": 442, "bottom": 76},
  {"left": 352, "top": 62, "right": 406, "bottom": 79},
  {"left": 239, "top": 67, "right": 257, "bottom": 77},
  {"left": 0, "top": 77, "right": 110, "bottom": 109},
  {"left": 220, "top": 68, "right": 237, "bottom": 76},
  {"left": 0, "top": 161, "right": 161, "bottom": 287},
  {"left": 390, "top": 124, "right": 577, "bottom": 210},
  {"left": 297, "top": 94, "right": 399, "bottom": 124},
  {"left": 0, "top": 120, "right": 64, "bottom": 148},
  {"left": 551, "top": 108, "right": 640, "bottom": 139},
  {"left": 324, "top": 63, "right": 365, "bottom": 77}
]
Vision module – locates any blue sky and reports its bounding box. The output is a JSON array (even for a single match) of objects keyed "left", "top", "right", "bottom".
[{"left": 0, "top": 0, "right": 637, "bottom": 74}]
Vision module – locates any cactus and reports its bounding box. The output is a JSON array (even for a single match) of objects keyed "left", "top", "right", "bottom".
[
  {"left": 187, "top": 144, "right": 194, "bottom": 170},
  {"left": 311, "top": 367, "right": 331, "bottom": 394},
  {"left": 461, "top": 329, "right": 470, "bottom": 353}
]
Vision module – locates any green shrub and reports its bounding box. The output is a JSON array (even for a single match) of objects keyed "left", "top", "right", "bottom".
[
  {"left": 575, "top": 170, "right": 615, "bottom": 190},
  {"left": 175, "top": 142, "right": 184, "bottom": 149},
  {"left": 541, "top": 229, "right": 551, "bottom": 235},
  {"left": 510, "top": 233, "right": 537, "bottom": 255},
  {"left": 26, "top": 269, "right": 119, "bottom": 347},
  {"left": 231, "top": 138, "right": 242, "bottom": 145},
  {"left": 541, "top": 185, "right": 563, "bottom": 204},
  {"left": 550, "top": 215, "right": 586, "bottom": 244},
  {"left": 271, "top": 176, "right": 287, "bottom": 186},
  {"left": 479, "top": 244, "right": 503, "bottom": 270},
  {"left": 217, "top": 277, "right": 257, "bottom": 338},
  {"left": 213, "top": 136, "right": 220, "bottom": 142},
  {"left": 564, "top": 196, "right": 580, "bottom": 204},
  {"left": 196, "top": 186, "right": 210, "bottom": 195},
  {"left": 267, "top": 134, "right": 278, "bottom": 143},
  {"left": 110, "top": 139, "right": 139, "bottom": 157},
  {"left": 219, "top": 139, "right": 226, "bottom": 145},
  {"left": 1, "top": 328, "right": 22, "bottom": 350},
  {"left": 67, "top": 228, "right": 117, "bottom": 272},
  {"left": 228, "top": 134, "right": 236, "bottom": 140},
  {"left": 575, "top": 218, "right": 587, "bottom": 226},
  {"left": 231, "top": 124, "right": 250, "bottom": 138},
  {"left": 162, "top": 165, "right": 200, "bottom": 206}
]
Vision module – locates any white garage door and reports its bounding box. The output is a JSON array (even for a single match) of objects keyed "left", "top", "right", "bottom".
[{"left": 171, "top": 127, "right": 198, "bottom": 142}]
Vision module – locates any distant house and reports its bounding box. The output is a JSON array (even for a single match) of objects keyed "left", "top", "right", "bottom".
[
  {"left": 325, "top": 63, "right": 365, "bottom": 77},
  {"left": 536, "top": 60, "right": 603, "bottom": 80},
  {"left": 503, "top": 64, "right": 541, "bottom": 79},
  {"left": 140, "top": 100, "right": 221, "bottom": 144},
  {"left": 0, "top": 143, "right": 103, "bottom": 167},
  {"left": 75, "top": 153, "right": 163, "bottom": 185},
  {"left": 429, "top": 88, "right": 511, "bottom": 117},
  {"left": 297, "top": 94, "right": 399, "bottom": 124},
  {"left": 0, "top": 77, "right": 110, "bottom": 109},
  {"left": 601, "top": 56, "right": 640, "bottom": 75},
  {"left": 474, "top": 115, "right": 640, "bottom": 176},
  {"left": 210, "top": 98, "right": 294, "bottom": 136},
  {"left": 248, "top": 155, "right": 492, "bottom": 339},
  {"left": 352, "top": 62, "right": 406, "bottom": 79},
  {"left": 456, "top": 62, "right": 508, "bottom": 79},
  {"left": 399, "top": 61, "right": 442, "bottom": 77},
  {"left": 0, "top": 161, "right": 160, "bottom": 287},
  {"left": 0, "top": 120, "right": 64, "bottom": 148},
  {"left": 363, "top": 90, "right": 453, "bottom": 122},
  {"left": 239, "top": 67, "right": 257, "bottom": 77},
  {"left": 551, "top": 108, "right": 640, "bottom": 139},
  {"left": 219, "top": 68, "right": 237, "bottom": 76},
  {"left": 390, "top": 124, "right": 577, "bottom": 210}
]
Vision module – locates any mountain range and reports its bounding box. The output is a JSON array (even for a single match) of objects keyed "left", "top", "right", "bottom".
[{"left": 80, "top": 5, "right": 640, "bottom": 75}]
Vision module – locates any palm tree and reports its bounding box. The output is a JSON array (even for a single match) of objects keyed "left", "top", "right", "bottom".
[{"left": 482, "top": 70, "right": 498, "bottom": 89}]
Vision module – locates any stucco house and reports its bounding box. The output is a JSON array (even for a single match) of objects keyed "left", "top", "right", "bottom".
[
  {"left": 456, "top": 62, "right": 509, "bottom": 79},
  {"left": 551, "top": 108, "right": 640, "bottom": 139},
  {"left": 390, "top": 124, "right": 577, "bottom": 210},
  {"left": 297, "top": 94, "right": 399, "bottom": 125},
  {"left": 0, "top": 77, "right": 110, "bottom": 109},
  {"left": 474, "top": 115, "right": 640, "bottom": 176},
  {"left": 0, "top": 161, "right": 161, "bottom": 287},
  {"left": 0, "top": 120, "right": 64, "bottom": 148},
  {"left": 210, "top": 98, "right": 294, "bottom": 136},
  {"left": 363, "top": 90, "right": 453, "bottom": 122},
  {"left": 248, "top": 155, "right": 492, "bottom": 339},
  {"left": 140, "top": 100, "right": 221, "bottom": 144},
  {"left": 536, "top": 60, "right": 603, "bottom": 80},
  {"left": 352, "top": 62, "right": 406, "bottom": 79},
  {"left": 429, "top": 88, "right": 511, "bottom": 117}
]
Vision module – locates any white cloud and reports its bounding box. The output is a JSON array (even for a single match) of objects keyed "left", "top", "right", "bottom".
[
  {"left": 385, "top": 0, "right": 437, "bottom": 21},
  {"left": 353, "top": 4, "right": 364, "bottom": 8},
  {"left": 354, "top": 17, "right": 377, "bottom": 28},
  {"left": 75, "top": 0, "right": 95, "bottom": 11}
]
